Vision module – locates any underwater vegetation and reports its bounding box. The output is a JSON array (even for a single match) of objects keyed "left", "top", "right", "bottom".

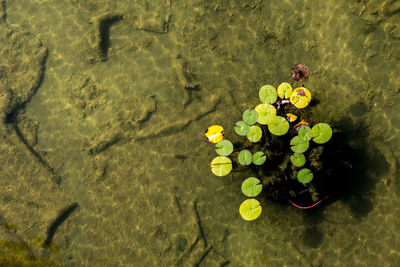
[{"left": 205, "top": 64, "right": 335, "bottom": 221}]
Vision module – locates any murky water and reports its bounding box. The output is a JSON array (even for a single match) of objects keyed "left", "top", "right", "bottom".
[{"left": 0, "top": 0, "right": 399, "bottom": 266}]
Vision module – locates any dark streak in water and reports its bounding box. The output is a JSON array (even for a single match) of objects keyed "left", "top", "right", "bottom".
[
  {"left": 12, "top": 124, "right": 61, "bottom": 185},
  {"left": 44, "top": 203, "right": 79, "bottom": 248},
  {"left": 188, "top": 235, "right": 200, "bottom": 254},
  {"left": 194, "top": 245, "right": 212, "bottom": 267},
  {"left": 193, "top": 201, "right": 207, "bottom": 248},
  {"left": 174, "top": 195, "right": 182, "bottom": 213}
]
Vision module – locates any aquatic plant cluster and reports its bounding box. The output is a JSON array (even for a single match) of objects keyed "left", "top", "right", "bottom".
[{"left": 205, "top": 65, "right": 332, "bottom": 221}]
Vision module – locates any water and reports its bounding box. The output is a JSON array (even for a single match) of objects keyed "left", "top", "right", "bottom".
[{"left": 0, "top": 0, "right": 399, "bottom": 266}]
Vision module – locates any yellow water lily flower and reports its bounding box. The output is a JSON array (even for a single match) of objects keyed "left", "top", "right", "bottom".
[
  {"left": 205, "top": 125, "right": 224, "bottom": 143},
  {"left": 285, "top": 113, "right": 297, "bottom": 122}
]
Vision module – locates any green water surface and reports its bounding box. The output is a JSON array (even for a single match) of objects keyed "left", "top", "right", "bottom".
[{"left": 0, "top": 0, "right": 399, "bottom": 266}]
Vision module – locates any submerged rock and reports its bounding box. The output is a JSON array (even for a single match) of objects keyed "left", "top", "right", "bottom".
[{"left": 0, "top": 27, "right": 47, "bottom": 122}]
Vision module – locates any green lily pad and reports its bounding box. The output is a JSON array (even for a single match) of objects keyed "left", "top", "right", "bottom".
[
  {"left": 268, "top": 116, "right": 289, "bottom": 136},
  {"left": 252, "top": 151, "right": 266, "bottom": 165},
  {"left": 254, "top": 103, "right": 276, "bottom": 125},
  {"left": 290, "top": 136, "right": 309, "bottom": 153},
  {"left": 241, "top": 177, "right": 262, "bottom": 197},
  {"left": 312, "top": 123, "right": 333, "bottom": 144},
  {"left": 238, "top": 150, "right": 252, "bottom": 166},
  {"left": 298, "top": 126, "right": 312, "bottom": 142},
  {"left": 277, "top": 82, "right": 293, "bottom": 99},
  {"left": 259, "top": 85, "right": 278, "bottom": 104},
  {"left": 234, "top": 121, "right": 250, "bottom": 136},
  {"left": 242, "top": 109, "right": 258, "bottom": 125},
  {"left": 290, "top": 153, "right": 306, "bottom": 167},
  {"left": 247, "top": 126, "right": 262, "bottom": 143},
  {"left": 215, "top": 140, "right": 233, "bottom": 156},
  {"left": 297, "top": 168, "right": 313, "bottom": 184},
  {"left": 239, "top": 199, "right": 262, "bottom": 221},
  {"left": 211, "top": 156, "right": 232, "bottom": 176}
]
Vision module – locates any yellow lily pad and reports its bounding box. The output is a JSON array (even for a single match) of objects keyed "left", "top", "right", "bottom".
[
  {"left": 239, "top": 199, "right": 262, "bottom": 221},
  {"left": 247, "top": 125, "right": 262, "bottom": 142},
  {"left": 210, "top": 156, "right": 232, "bottom": 176},
  {"left": 290, "top": 87, "right": 311, "bottom": 109},
  {"left": 254, "top": 103, "right": 276, "bottom": 125},
  {"left": 205, "top": 125, "right": 224, "bottom": 143},
  {"left": 277, "top": 82, "right": 293, "bottom": 99},
  {"left": 268, "top": 116, "right": 289, "bottom": 136}
]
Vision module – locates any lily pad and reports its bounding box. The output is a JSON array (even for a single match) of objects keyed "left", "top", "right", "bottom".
[
  {"left": 241, "top": 177, "right": 262, "bottom": 197},
  {"left": 254, "top": 103, "right": 276, "bottom": 125},
  {"left": 239, "top": 199, "right": 262, "bottom": 221},
  {"left": 259, "top": 85, "right": 278, "bottom": 104},
  {"left": 238, "top": 150, "right": 252, "bottom": 166},
  {"left": 252, "top": 151, "right": 266, "bottom": 165},
  {"left": 211, "top": 156, "right": 232, "bottom": 176},
  {"left": 277, "top": 82, "right": 293, "bottom": 99},
  {"left": 268, "top": 116, "right": 289, "bottom": 136},
  {"left": 215, "top": 140, "right": 233, "bottom": 156},
  {"left": 290, "top": 153, "right": 306, "bottom": 167},
  {"left": 247, "top": 125, "right": 262, "bottom": 143},
  {"left": 234, "top": 121, "right": 250, "bottom": 136},
  {"left": 205, "top": 125, "right": 224, "bottom": 143},
  {"left": 298, "top": 125, "right": 312, "bottom": 142},
  {"left": 290, "top": 136, "right": 309, "bottom": 153},
  {"left": 290, "top": 87, "right": 312, "bottom": 109},
  {"left": 297, "top": 168, "right": 313, "bottom": 184},
  {"left": 312, "top": 123, "right": 332, "bottom": 144},
  {"left": 242, "top": 109, "right": 258, "bottom": 125}
]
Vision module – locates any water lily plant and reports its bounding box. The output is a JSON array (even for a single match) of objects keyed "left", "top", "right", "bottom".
[{"left": 205, "top": 65, "right": 334, "bottom": 220}]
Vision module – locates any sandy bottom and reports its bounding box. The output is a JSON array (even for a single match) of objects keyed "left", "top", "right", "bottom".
[{"left": 0, "top": 0, "right": 399, "bottom": 266}]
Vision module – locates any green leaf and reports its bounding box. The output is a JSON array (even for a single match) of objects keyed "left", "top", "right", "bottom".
[
  {"left": 252, "top": 152, "right": 266, "bottom": 165},
  {"left": 215, "top": 140, "right": 233, "bottom": 156},
  {"left": 259, "top": 85, "right": 278, "bottom": 104},
  {"left": 277, "top": 82, "right": 293, "bottom": 99},
  {"left": 234, "top": 121, "right": 250, "bottom": 136},
  {"left": 238, "top": 150, "right": 252, "bottom": 166},
  {"left": 254, "top": 103, "right": 276, "bottom": 125},
  {"left": 210, "top": 156, "right": 232, "bottom": 176},
  {"left": 242, "top": 109, "right": 258, "bottom": 125},
  {"left": 290, "top": 136, "right": 309, "bottom": 153},
  {"left": 298, "top": 126, "right": 312, "bottom": 142},
  {"left": 241, "top": 177, "right": 262, "bottom": 197},
  {"left": 297, "top": 168, "right": 313, "bottom": 184},
  {"left": 268, "top": 116, "right": 289, "bottom": 136},
  {"left": 239, "top": 199, "right": 262, "bottom": 221},
  {"left": 290, "top": 153, "right": 306, "bottom": 167},
  {"left": 312, "top": 123, "right": 333, "bottom": 144},
  {"left": 247, "top": 125, "right": 262, "bottom": 143}
]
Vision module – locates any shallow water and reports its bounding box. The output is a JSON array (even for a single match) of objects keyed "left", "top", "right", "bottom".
[{"left": 0, "top": 0, "right": 399, "bottom": 266}]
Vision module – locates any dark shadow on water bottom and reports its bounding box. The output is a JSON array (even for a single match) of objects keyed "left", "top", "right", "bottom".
[
  {"left": 232, "top": 115, "right": 390, "bottom": 249},
  {"left": 302, "top": 227, "right": 324, "bottom": 248},
  {"left": 296, "top": 117, "right": 391, "bottom": 248}
]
